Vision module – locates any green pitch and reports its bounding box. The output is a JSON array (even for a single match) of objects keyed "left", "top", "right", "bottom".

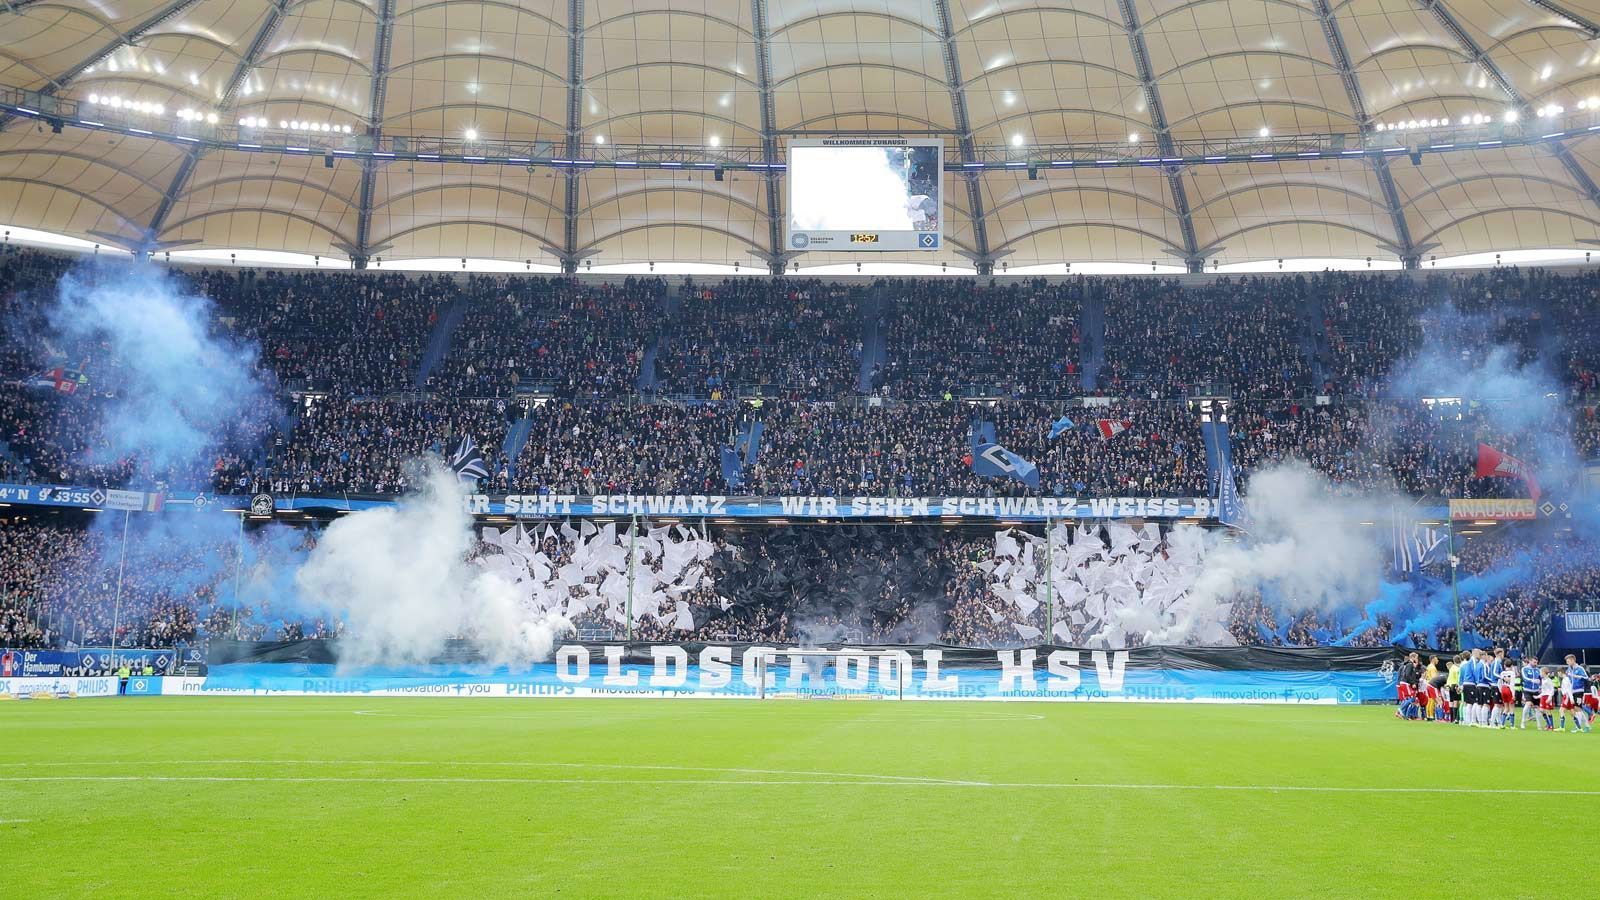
[{"left": 3, "top": 699, "right": 1596, "bottom": 898}]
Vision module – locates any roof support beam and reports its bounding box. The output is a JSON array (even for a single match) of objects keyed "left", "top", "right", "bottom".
[
  {"left": 349, "top": 0, "right": 395, "bottom": 269},
  {"left": 1314, "top": 0, "right": 1432, "bottom": 268},
  {"left": 750, "top": 0, "right": 793, "bottom": 276},
  {"left": 1116, "top": 0, "right": 1211, "bottom": 273},
  {"left": 140, "top": 2, "right": 291, "bottom": 255},
  {"left": 0, "top": 0, "right": 205, "bottom": 132},
  {"left": 139, "top": 148, "right": 200, "bottom": 257},
  {"left": 1523, "top": 0, "right": 1600, "bottom": 40},
  {"left": 1418, "top": 0, "right": 1600, "bottom": 234},
  {"left": 557, "top": 0, "right": 586, "bottom": 274},
  {"left": 217, "top": 0, "right": 288, "bottom": 111},
  {"left": 932, "top": 0, "right": 994, "bottom": 275}
]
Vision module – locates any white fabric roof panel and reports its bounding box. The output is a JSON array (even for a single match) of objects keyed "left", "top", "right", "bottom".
[{"left": 2, "top": 0, "right": 1600, "bottom": 268}]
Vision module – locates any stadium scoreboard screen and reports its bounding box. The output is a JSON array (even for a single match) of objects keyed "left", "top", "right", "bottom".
[{"left": 786, "top": 138, "right": 943, "bottom": 252}]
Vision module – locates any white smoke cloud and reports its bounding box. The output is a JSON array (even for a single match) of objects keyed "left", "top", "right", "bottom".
[
  {"left": 294, "top": 464, "right": 571, "bottom": 669},
  {"left": 1188, "top": 461, "right": 1387, "bottom": 617}
]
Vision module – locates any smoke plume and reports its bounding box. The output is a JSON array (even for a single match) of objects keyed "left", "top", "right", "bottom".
[
  {"left": 46, "top": 261, "right": 278, "bottom": 476},
  {"left": 294, "top": 464, "right": 571, "bottom": 669}
]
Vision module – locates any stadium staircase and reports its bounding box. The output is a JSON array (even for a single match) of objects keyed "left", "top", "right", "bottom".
[
  {"left": 413, "top": 298, "right": 471, "bottom": 390},
  {"left": 502, "top": 406, "right": 536, "bottom": 476},
  {"left": 857, "top": 284, "right": 888, "bottom": 393},
  {"left": 1300, "top": 288, "right": 1330, "bottom": 391},
  {"left": 1079, "top": 283, "right": 1106, "bottom": 390},
  {"left": 0, "top": 438, "right": 23, "bottom": 474},
  {"left": 637, "top": 281, "right": 674, "bottom": 393}
]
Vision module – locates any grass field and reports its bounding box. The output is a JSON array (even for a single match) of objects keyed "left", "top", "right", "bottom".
[{"left": 3, "top": 698, "right": 1597, "bottom": 898}]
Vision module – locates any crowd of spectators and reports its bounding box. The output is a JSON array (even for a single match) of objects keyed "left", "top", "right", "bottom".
[
  {"left": 1099, "top": 276, "right": 1314, "bottom": 399},
  {"left": 878, "top": 278, "right": 1083, "bottom": 398},
  {"left": 257, "top": 394, "right": 518, "bottom": 495},
  {"left": 428, "top": 276, "right": 662, "bottom": 398},
  {"left": 654, "top": 279, "right": 860, "bottom": 397},
  {"left": 196, "top": 268, "right": 438, "bottom": 395},
  {"left": 4, "top": 249, "right": 1600, "bottom": 503}
]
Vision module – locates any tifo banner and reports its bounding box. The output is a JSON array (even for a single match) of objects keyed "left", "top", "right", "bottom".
[
  {"left": 1449, "top": 498, "right": 1536, "bottom": 520},
  {"left": 190, "top": 642, "right": 1399, "bottom": 704},
  {"left": 0, "top": 676, "right": 120, "bottom": 698}
]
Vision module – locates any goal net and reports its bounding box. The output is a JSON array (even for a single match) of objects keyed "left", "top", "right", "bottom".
[{"left": 754, "top": 648, "right": 914, "bottom": 700}]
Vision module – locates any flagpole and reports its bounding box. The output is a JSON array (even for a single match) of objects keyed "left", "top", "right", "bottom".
[
  {"left": 232, "top": 510, "right": 245, "bottom": 640},
  {"left": 110, "top": 509, "right": 129, "bottom": 666},
  {"left": 1449, "top": 516, "right": 1461, "bottom": 651},
  {"left": 626, "top": 514, "right": 637, "bottom": 642},
  {"left": 1044, "top": 517, "right": 1054, "bottom": 642}
]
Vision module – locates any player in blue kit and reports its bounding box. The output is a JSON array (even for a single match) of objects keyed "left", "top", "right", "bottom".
[{"left": 1519, "top": 659, "right": 1543, "bottom": 730}]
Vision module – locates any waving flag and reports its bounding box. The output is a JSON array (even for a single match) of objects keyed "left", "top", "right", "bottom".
[
  {"left": 1048, "top": 415, "right": 1075, "bottom": 440},
  {"left": 1392, "top": 512, "right": 1447, "bottom": 574},
  {"left": 971, "top": 441, "right": 1040, "bottom": 489},
  {"left": 1095, "top": 419, "right": 1132, "bottom": 441},
  {"left": 1475, "top": 443, "right": 1540, "bottom": 502},
  {"left": 448, "top": 436, "right": 489, "bottom": 484},
  {"left": 27, "top": 365, "right": 89, "bottom": 394}
]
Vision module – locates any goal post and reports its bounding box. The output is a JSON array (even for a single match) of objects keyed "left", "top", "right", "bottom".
[{"left": 753, "top": 648, "right": 914, "bottom": 700}]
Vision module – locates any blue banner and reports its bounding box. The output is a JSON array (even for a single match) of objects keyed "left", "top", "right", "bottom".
[{"left": 0, "top": 647, "right": 181, "bottom": 677}]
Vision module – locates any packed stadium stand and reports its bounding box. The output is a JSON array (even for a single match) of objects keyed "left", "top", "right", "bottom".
[{"left": 1, "top": 246, "right": 1597, "bottom": 655}]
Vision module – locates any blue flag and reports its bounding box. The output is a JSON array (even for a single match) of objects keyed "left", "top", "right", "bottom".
[
  {"left": 1392, "top": 512, "right": 1447, "bottom": 573},
  {"left": 1217, "top": 463, "right": 1248, "bottom": 531},
  {"left": 972, "top": 442, "right": 1040, "bottom": 489},
  {"left": 1048, "top": 415, "right": 1075, "bottom": 440}
]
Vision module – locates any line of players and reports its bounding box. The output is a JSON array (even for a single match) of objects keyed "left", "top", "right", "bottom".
[{"left": 1396, "top": 649, "right": 1595, "bottom": 731}]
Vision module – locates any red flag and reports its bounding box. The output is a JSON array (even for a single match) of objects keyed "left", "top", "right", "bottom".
[
  {"left": 1475, "top": 443, "right": 1540, "bottom": 503},
  {"left": 1096, "top": 419, "right": 1133, "bottom": 441}
]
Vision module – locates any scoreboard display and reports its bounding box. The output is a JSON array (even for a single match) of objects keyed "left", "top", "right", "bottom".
[{"left": 786, "top": 138, "right": 943, "bottom": 252}]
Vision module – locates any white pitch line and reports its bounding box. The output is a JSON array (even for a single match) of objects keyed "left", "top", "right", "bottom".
[
  {"left": 0, "top": 759, "right": 984, "bottom": 786},
  {"left": 3, "top": 775, "right": 1600, "bottom": 796}
]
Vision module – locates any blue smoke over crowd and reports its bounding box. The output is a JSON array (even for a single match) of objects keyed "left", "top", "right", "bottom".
[
  {"left": 46, "top": 262, "right": 280, "bottom": 475},
  {"left": 1310, "top": 296, "right": 1595, "bottom": 648}
]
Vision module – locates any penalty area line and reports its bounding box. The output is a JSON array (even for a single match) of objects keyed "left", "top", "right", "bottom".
[{"left": 2, "top": 775, "right": 1599, "bottom": 796}]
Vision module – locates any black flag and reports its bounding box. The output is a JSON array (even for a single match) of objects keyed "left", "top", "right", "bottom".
[{"left": 449, "top": 436, "right": 489, "bottom": 484}]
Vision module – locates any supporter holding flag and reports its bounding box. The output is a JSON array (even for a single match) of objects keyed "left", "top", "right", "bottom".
[
  {"left": 1048, "top": 415, "right": 1075, "bottom": 440},
  {"left": 1475, "top": 443, "right": 1541, "bottom": 503},
  {"left": 969, "top": 420, "right": 1040, "bottom": 489},
  {"left": 1096, "top": 419, "right": 1132, "bottom": 441}
]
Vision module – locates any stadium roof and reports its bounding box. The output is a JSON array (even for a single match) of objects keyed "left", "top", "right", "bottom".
[{"left": 3, "top": 0, "right": 1600, "bottom": 274}]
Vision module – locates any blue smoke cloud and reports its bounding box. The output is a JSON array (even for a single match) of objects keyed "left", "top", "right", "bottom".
[{"left": 46, "top": 261, "right": 278, "bottom": 480}]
